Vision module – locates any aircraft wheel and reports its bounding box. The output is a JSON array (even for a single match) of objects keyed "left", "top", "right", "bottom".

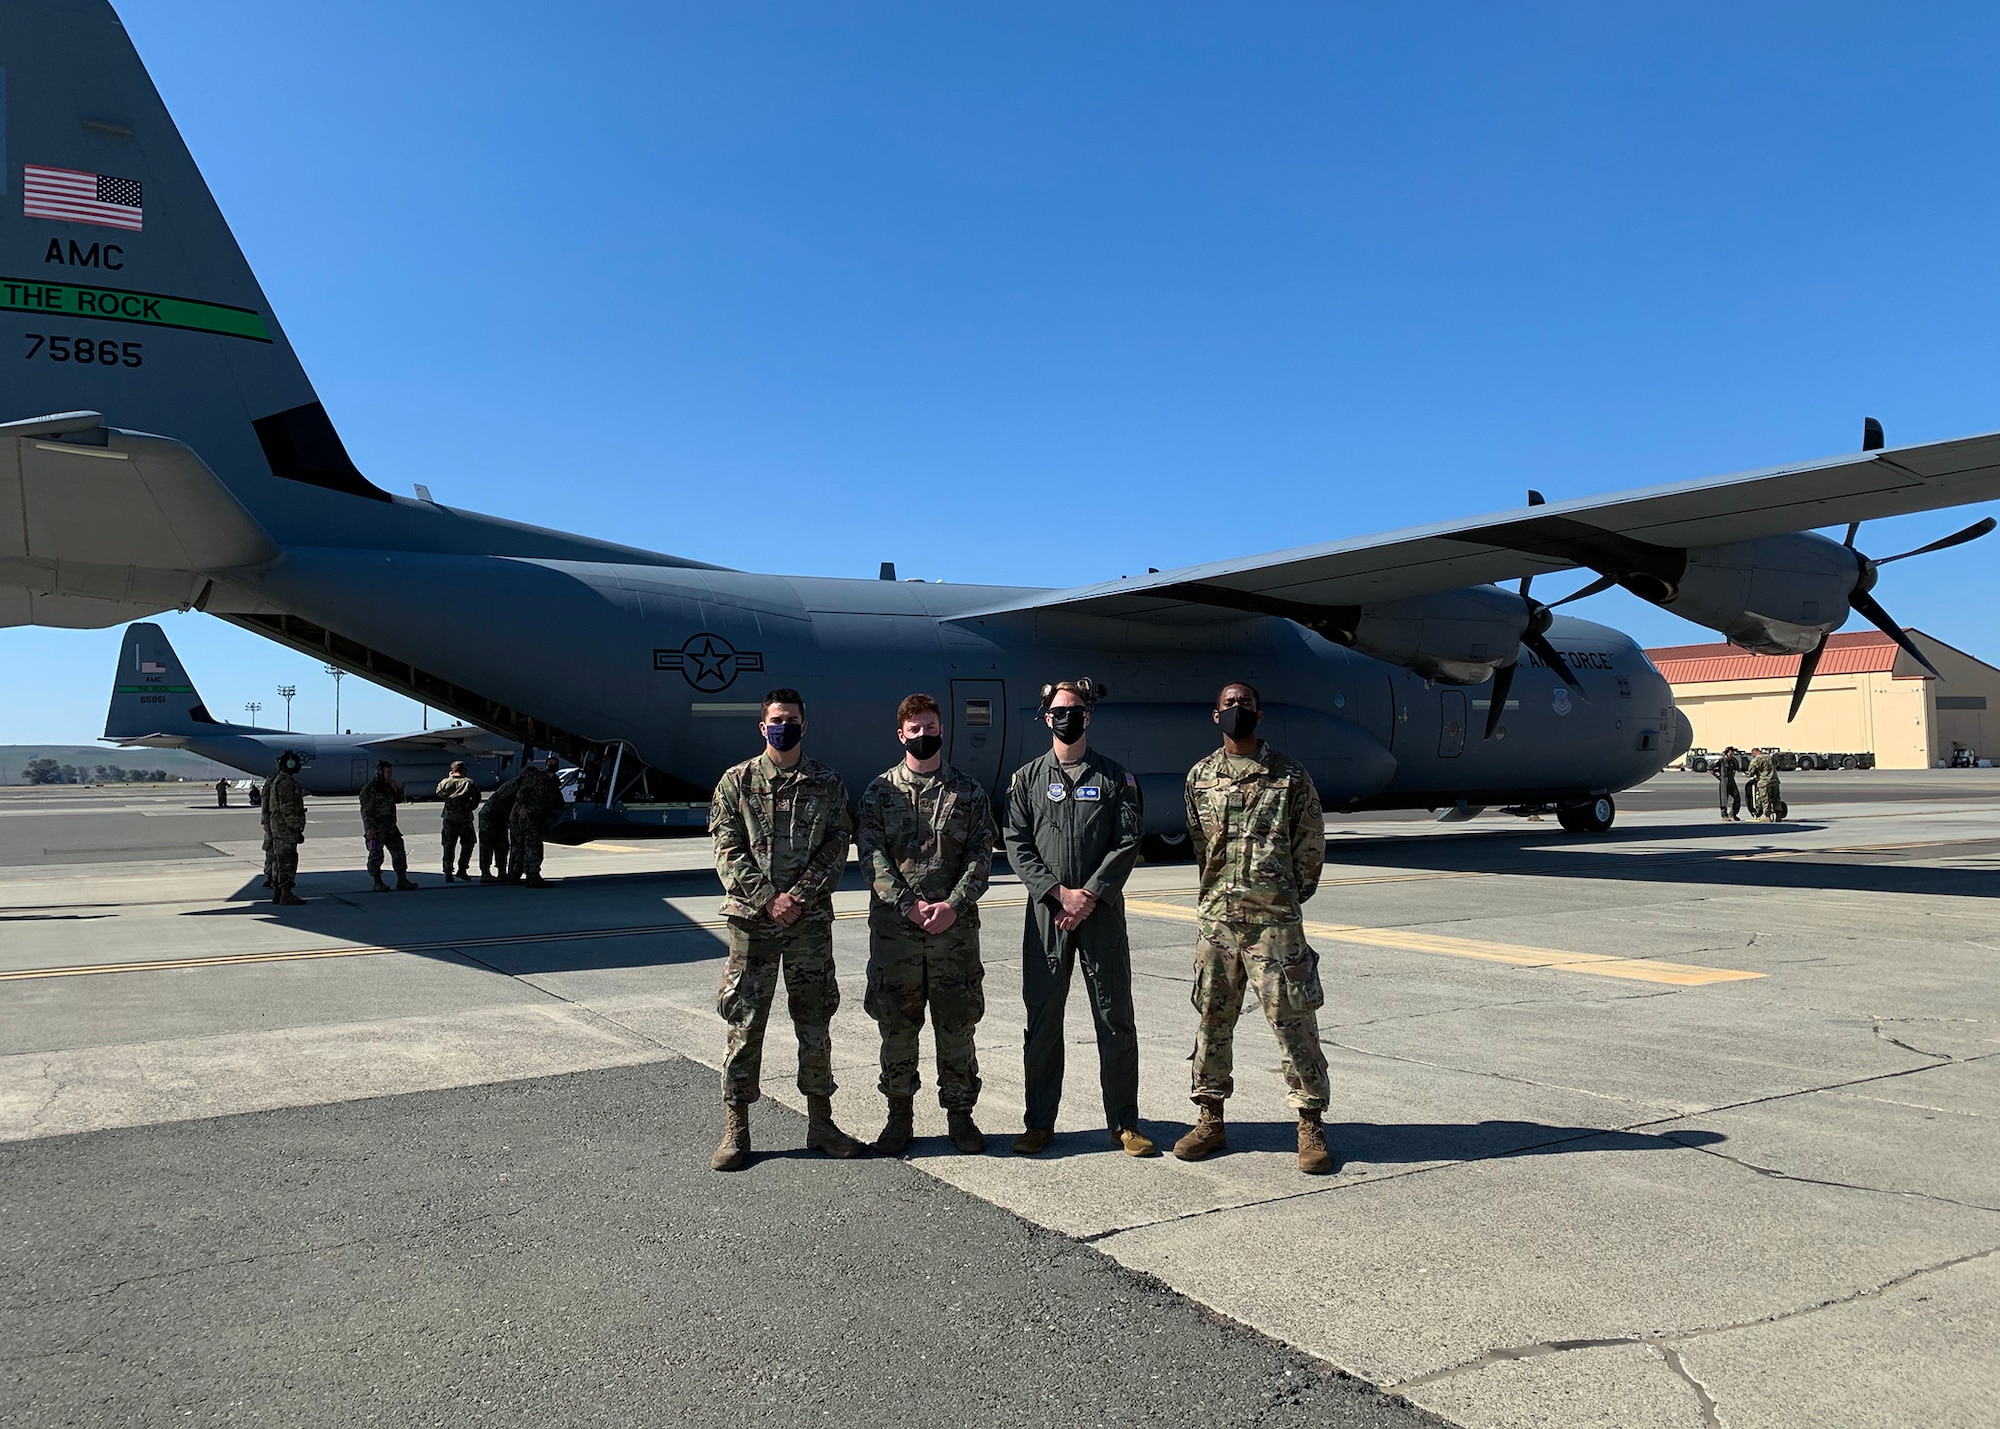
[
  {"left": 1557, "top": 795, "right": 1615, "bottom": 834},
  {"left": 1142, "top": 832, "right": 1193, "bottom": 864}
]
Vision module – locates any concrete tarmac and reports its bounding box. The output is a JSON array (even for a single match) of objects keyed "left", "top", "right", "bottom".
[{"left": 0, "top": 771, "right": 1995, "bottom": 1428}]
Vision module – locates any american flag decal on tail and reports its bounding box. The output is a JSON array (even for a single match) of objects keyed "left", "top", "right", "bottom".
[{"left": 23, "top": 164, "right": 143, "bottom": 231}]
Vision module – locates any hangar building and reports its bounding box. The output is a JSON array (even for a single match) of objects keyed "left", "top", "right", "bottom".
[{"left": 1647, "top": 629, "right": 2000, "bottom": 769}]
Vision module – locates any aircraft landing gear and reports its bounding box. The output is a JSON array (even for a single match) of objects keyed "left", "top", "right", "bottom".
[
  {"left": 1141, "top": 831, "right": 1193, "bottom": 863},
  {"left": 1557, "top": 795, "right": 1615, "bottom": 834}
]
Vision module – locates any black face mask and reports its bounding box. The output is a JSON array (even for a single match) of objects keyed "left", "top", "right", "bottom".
[
  {"left": 1047, "top": 707, "right": 1087, "bottom": 744},
  {"left": 763, "top": 721, "right": 803, "bottom": 753},
  {"left": 1217, "top": 705, "right": 1259, "bottom": 741},
  {"left": 901, "top": 733, "right": 942, "bottom": 761}
]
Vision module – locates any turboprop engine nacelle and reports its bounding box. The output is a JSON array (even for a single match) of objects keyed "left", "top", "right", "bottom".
[
  {"left": 1340, "top": 585, "right": 1530, "bottom": 685},
  {"left": 1639, "top": 532, "right": 1858, "bottom": 656}
]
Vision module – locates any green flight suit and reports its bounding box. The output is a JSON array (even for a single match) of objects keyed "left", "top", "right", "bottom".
[{"left": 1002, "top": 746, "right": 1145, "bottom": 1133}]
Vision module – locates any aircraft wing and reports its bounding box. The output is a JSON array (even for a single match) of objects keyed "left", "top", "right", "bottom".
[
  {"left": 355, "top": 725, "right": 508, "bottom": 754},
  {"left": 949, "top": 429, "right": 2000, "bottom": 624}
]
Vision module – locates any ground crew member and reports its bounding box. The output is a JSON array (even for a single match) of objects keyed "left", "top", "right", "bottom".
[
  {"left": 708, "top": 688, "right": 863, "bottom": 1171},
  {"left": 266, "top": 750, "right": 309, "bottom": 906},
  {"left": 510, "top": 754, "right": 564, "bottom": 887},
  {"left": 857, "top": 692, "right": 997, "bottom": 1156},
  {"left": 1747, "top": 750, "right": 1783, "bottom": 822},
  {"left": 216, "top": 777, "right": 229, "bottom": 807},
  {"left": 1172, "top": 682, "right": 1332, "bottom": 1175},
  {"left": 359, "top": 759, "right": 417, "bottom": 891},
  {"left": 478, "top": 775, "right": 519, "bottom": 884},
  {"left": 1713, "top": 747, "right": 1743, "bottom": 821},
  {"left": 435, "top": 760, "right": 481, "bottom": 882},
  {"left": 1002, "top": 678, "right": 1152, "bottom": 1158},
  {"left": 259, "top": 771, "right": 275, "bottom": 889}
]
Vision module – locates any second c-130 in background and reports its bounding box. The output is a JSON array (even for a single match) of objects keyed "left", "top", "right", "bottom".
[{"left": 4, "top": 0, "right": 1999, "bottom": 839}]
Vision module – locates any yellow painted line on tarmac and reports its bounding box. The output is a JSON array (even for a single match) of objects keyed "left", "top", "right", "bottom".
[{"left": 1122, "top": 897, "right": 1765, "bottom": 987}]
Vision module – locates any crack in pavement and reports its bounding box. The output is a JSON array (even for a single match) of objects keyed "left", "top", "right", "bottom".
[
  {"left": 1387, "top": 1244, "right": 2000, "bottom": 1402},
  {"left": 2, "top": 1200, "right": 544, "bottom": 1313},
  {"left": 1663, "top": 1134, "right": 2000, "bottom": 1215},
  {"left": 1082, "top": 1053, "right": 2000, "bottom": 1247}
]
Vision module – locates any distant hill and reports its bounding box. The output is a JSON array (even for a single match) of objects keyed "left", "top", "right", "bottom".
[{"left": 0, "top": 745, "right": 238, "bottom": 785}]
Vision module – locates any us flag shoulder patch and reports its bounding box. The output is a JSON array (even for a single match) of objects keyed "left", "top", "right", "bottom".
[{"left": 24, "top": 164, "right": 143, "bottom": 231}]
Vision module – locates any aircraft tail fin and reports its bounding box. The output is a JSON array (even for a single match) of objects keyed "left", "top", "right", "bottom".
[
  {"left": 2, "top": 2, "right": 399, "bottom": 627},
  {"left": 103, "top": 620, "right": 221, "bottom": 739}
]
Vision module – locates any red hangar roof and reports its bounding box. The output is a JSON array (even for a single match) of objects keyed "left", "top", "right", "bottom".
[{"left": 1645, "top": 630, "right": 1910, "bottom": 685}]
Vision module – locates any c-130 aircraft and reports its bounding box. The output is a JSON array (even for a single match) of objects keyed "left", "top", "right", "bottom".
[{"left": 4, "top": 1, "right": 1999, "bottom": 847}]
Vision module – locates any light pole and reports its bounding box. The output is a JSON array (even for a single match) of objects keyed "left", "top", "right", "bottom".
[
  {"left": 277, "top": 685, "right": 296, "bottom": 731},
  {"left": 244, "top": 701, "right": 262, "bottom": 724},
  {"left": 324, "top": 665, "right": 346, "bottom": 732}
]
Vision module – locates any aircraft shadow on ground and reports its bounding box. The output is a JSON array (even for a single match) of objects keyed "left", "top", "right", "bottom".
[
  {"left": 181, "top": 866, "right": 745, "bottom": 974},
  {"left": 1020, "top": 1118, "right": 1725, "bottom": 1166},
  {"left": 1311, "top": 820, "right": 2000, "bottom": 899}
]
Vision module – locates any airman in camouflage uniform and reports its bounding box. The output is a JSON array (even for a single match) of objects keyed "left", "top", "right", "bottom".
[
  {"left": 856, "top": 693, "right": 997, "bottom": 1156},
  {"left": 435, "top": 760, "right": 481, "bottom": 882},
  {"left": 510, "top": 755, "right": 565, "bottom": 886},
  {"left": 359, "top": 760, "right": 417, "bottom": 891},
  {"left": 266, "top": 750, "right": 309, "bottom": 906},
  {"left": 708, "top": 688, "right": 863, "bottom": 1170},
  {"left": 478, "top": 775, "right": 519, "bottom": 883},
  {"left": 259, "top": 772, "right": 275, "bottom": 889},
  {"left": 1746, "top": 750, "right": 1783, "bottom": 822},
  {"left": 1172, "top": 682, "right": 1332, "bottom": 1174}
]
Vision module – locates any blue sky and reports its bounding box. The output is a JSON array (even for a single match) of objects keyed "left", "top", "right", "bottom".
[{"left": 7, "top": 1, "right": 1999, "bottom": 742}]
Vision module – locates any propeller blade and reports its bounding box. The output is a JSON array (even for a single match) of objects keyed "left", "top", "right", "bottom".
[
  {"left": 1786, "top": 633, "right": 1827, "bottom": 723},
  {"left": 1862, "top": 416, "right": 1884, "bottom": 452},
  {"left": 1527, "top": 490, "right": 1546, "bottom": 506},
  {"left": 1523, "top": 629, "right": 1589, "bottom": 698},
  {"left": 1873, "top": 516, "right": 1997, "bottom": 565},
  {"left": 1843, "top": 521, "right": 1861, "bottom": 549},
  {"left": 1484, "top": 660, "right": 1515, "bottom": 739},
  {"left": 1547, "top": 572, "right": 1620, "bottom": 608},
  {"left": 1849, "top": 590, "right": 1943, "bottom": 678}
]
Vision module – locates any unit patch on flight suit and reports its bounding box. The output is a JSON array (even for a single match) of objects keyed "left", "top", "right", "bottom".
[{"left": 1046, "top": 782, "right": 1067, "bottom": 802}]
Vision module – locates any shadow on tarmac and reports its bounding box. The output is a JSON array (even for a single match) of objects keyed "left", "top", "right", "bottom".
[
  {"left": 1319, "top": 820, "right": 2000, "bottom": 898},
  {"left": 1016, "top": 1118, "right": 1724, "bottom": 1167}
]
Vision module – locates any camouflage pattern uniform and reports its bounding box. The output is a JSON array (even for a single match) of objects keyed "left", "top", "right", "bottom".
[
  {"left": 1746, "top": 751, "right": 1782, "bottom": 821},
  {"left": 478, "top": 777, "right": 519, "bottom": 879},
  {"left": 266, "top": 768, "right": 307, "bottom": 897},
  {"left": 509, "top": 765, "right": 564, "bottom": 880},
  {"left": 435, "top": 771, "right": 481, "bottom": 876},
  {"left": 1183, "top": 741, "right": 1329, "bottom": 1112},
  {"left": 856, "top": 760, "right": 996, "bottom": 1109},
  {"left": 358, "top": 772, "right": 409, "bottom": 878},
  {"left": 259, "top": 774, "right": 275, "bottom": 886},
  {"left": 709, "top": 752, "right": 853, "bottom": 1107}
]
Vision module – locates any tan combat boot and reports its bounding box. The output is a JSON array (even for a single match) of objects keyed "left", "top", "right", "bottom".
[
  {"left": 946, "top": 1109, "right": 986, "bottom": 1154},
  {"left": 1297, "top": 1109, "right": 1333, "bottom": 1175},
  {"left": 806, "top": 1095, "right": 863, "bottom": 1158},
  {"left": 1172, "top": 1098, "right": 1227, "bottom": 1161},
  {"left": 1112, "top": 1126, "right": 1158, "bottom": 1157},
  {"left": 711, "top": 1104, "right": 750, "bottom": 1171},
  {"left": 874, "top": 1095, "right": 914, "bottom": 1156}
]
